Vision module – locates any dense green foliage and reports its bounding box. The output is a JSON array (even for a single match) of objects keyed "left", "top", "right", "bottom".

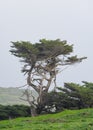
[
  {"left": 10, "top": 39, "right": 73, "bottom": 63},
  {"left": 43, "top": 82, "right": 93, "bottom": 113},
  {"left": 0, "top": 108, "right": 93, "bottom": 130},
  {"left": 0, "top": 105, "right": 30, "bottom": 120},
  {"left": 57, "top": 81, "right": 93, "bottom": 108},
  {"left": 10, "top": 39, "right": 86, "bottom": 74}
]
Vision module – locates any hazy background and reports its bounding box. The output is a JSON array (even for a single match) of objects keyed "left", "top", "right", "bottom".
[{"left": 0, "top": 0, "right": 93, "bottom": 87}]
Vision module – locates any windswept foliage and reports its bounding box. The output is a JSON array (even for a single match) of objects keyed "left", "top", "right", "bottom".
[{"left": 45, "top": 82, "right": 93, "bottom": 113}]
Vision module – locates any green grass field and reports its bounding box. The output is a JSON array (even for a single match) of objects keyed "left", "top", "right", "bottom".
[{"left": 0, "top": 108, "right": 93, "bottom": 130}]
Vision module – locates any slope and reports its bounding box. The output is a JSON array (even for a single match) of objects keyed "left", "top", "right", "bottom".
[{"left": 0, "top": 108, "right": 93, "bottom": 130}]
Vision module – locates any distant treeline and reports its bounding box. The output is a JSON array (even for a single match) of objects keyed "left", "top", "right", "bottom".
[{"left": 0, "top": 105, "right": 30, "bottom": 120}]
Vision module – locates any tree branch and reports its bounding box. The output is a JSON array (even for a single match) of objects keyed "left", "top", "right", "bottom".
[{"left": 27, "top": 71, "right": 39, "bottom": 93}]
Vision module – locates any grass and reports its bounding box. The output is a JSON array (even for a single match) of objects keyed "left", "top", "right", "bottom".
[{"left": 0, "top": 108, "right": 93, "bottom": 130}]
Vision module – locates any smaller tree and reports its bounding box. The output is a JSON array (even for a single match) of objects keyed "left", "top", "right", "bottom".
[
  {"left": 57, "top": 82, "right": 93, "bottom": 109},
  {"left": 10, "top": 39, "right": 86, "bottom": 116}
]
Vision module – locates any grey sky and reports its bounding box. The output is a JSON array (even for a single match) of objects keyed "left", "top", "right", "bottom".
[{"left": 0, "top": 0, "right": 93, "bottom": 87}]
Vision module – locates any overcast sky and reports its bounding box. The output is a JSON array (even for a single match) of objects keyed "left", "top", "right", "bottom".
[{"left": 0, "top": 0, "right": 93, "bottom": 87}]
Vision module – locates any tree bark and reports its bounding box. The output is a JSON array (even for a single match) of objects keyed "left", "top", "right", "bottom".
[{"left": 30, "top": 107, "right": 37, "bottom": 117}]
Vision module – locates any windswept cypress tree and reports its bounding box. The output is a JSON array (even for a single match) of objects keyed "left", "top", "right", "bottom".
[{"left": 10, "top": 39, "right": 87, "bottom": 116}]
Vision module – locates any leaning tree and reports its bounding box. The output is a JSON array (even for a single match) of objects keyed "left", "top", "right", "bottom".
[{"left": 10, "top": 39, "right": 87, "bottom": 116}]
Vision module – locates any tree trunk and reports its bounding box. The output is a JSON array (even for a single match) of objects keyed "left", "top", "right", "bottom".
[{"left": 30, "top": 107, "right": 37, "bottom": 117}]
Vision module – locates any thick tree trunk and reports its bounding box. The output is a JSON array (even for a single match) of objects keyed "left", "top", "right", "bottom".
[{"left": 30, "top": 107, "right": 37, "bottom": 117}]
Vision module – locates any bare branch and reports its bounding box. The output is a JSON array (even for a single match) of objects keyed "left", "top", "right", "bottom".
[{"left": 16, "top": 84, "right": 28, "bottom": 89}]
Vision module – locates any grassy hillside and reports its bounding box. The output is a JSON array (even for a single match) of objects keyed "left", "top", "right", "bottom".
[
  {"left": 0, "top": 87, "right": 37, "bottom": 105},
  {"left": 0, "top": 108, "right": 93, "bottom": 130}
]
